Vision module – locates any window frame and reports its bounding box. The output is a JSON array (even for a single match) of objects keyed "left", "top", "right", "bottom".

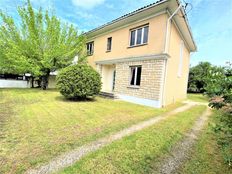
[
  {"left": 106, "top": 37, "right": 112, "bottom": 52},
  {"left": 129, "top": 65, "right": 142, "bottom": 87},
  {"left": 86, "top": 41, "right": 94, "bottom": 56},
  {"left": 129, "top": 24, "right": 149, "bottom": 47}
]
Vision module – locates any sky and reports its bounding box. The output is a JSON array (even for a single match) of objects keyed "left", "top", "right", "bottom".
[{"left": 0, "top": 0, "right": 231, "bottom": 66}]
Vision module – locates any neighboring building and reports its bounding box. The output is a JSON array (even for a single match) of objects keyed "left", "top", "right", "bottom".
[
  {"left": 0, "top": 73, "right": 56, "bottom": 89},
  {"left": 86, "top": 0, "right": 196, "bottom": 108},
  {"left": 0, "top": 74, "right": 30, "bottom": 88}
]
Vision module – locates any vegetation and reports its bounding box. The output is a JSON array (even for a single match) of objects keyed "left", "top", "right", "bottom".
[
  {"left": 0, "top": 89, "right": 182, "bottom": 173},
  {"left": 206, "top": 62, "right": 232, "bottom": 167},
  {"left": 56, "top": 64, "right": 101, "bottom": 100},
  {"left": 188, "top": 61, "right": 232, "bottom": 167},
  {"left": 59, "top": 105, "right": 206, "bottom": 174},
  {"left": 187, "top": 93, "right": 208, "bottom": 103},
  {"left": 205, "top": 62, "right": 232, "bottom": 102},
  {"left": 188, "top": 62, "right": 212, "bottom": 93},
  {"left": 179, "top": 111, "right": 231, "bottom": 174},
  {"left": 0, "top": 0, "right": 86, "bottom": 89}
]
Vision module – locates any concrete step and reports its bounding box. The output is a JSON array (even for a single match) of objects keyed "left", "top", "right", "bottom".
[{"left": 99, "top": 91, "right": 119, "bottom": 99}]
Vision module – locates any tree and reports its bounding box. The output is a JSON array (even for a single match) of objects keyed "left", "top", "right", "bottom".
[
  {"left": 205, "top": 62, "right": 232, "bottom": 105},
  {"left": 0, "top": 0, "right": 86, "bottom": 89},
  {"left": 188, "top": 62, "right": 212, "bottom": 93},
  {"left": 0, "top": 11, "right": 30, "bottom": 75},
  {"left": 205, "top": 66, "right": 231, "bottom": 101}
]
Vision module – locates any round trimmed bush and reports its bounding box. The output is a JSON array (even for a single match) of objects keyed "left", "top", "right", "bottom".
[{"left": 56, "top": 64, "right": 102, "bottom": 100}]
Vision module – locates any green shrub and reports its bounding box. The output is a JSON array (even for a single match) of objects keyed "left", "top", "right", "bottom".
[
  {"left": 56, "top": 64, "right": 101, "bottom": 100},
  {"left": 206, "top": 62, "right": 232, "bottom": 167}
]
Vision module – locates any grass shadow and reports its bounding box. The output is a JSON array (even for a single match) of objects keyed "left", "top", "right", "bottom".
[{"left": 55, "top": 96, "right": 97, "bottom": 103}]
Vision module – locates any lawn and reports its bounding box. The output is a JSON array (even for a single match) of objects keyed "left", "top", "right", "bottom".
[
  {"left": 59, "top": 105, "right": 207, "bottom": 174},
  {"left": 187, "top": 93, "right": 209, "bottom": 103},
  {"left": 178, "top": 110, "right": 231, "bottom": 174},
  {"left": 0, "top": 89, "right": 182, "bottom": 173}
]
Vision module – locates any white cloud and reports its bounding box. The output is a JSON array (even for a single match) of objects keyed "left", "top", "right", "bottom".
[
  {"left": 71, "top": 0, "right": 105, "bottom": 9},
  {"left": 105, "top": 3, "right": 114, "bottom": 9}
]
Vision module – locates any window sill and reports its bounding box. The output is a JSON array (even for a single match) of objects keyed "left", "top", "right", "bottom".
[
  {"left": 87, "top": 54, "right": 93, "bottom": 56},
  {"left": 106, "top": 50, "right": 111, "bottom": 53},
  {"left": 127, "top": 85, "right": 140, "bottom": 89},
  {"left": 127, "top": 43, "right": 147, "bottom": 49}
]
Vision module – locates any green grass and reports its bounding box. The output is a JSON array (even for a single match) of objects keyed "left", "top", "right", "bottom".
[
  {"left": 0, "top": 89, "right": 182, "bottom": 174},
  {"left": 178, "top": 111, "right": 231, "bottom": 174},
  {"left": 187, "top": 93, "right": 209, "bottom": 103},
  {"left": 59, "top": 105, "right": 207, "bottom": 174}
]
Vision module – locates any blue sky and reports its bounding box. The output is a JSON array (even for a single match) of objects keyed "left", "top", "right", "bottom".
[{"left": 0, "top": 0, "right": 231, "bottom": 66}]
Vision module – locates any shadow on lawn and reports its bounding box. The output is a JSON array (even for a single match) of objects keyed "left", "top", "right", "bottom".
[{"left": 55, "top": 96, "right": 97, "bottom": 103}]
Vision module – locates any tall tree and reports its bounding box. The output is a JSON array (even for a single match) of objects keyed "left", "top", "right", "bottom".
[
  {"left": 188, "top": 62, "right": 212, "bottom": 93},
  {"left": 0, "top": 11, "right": 30, "bottom": 74},
  {"left": 0, "top": 0, "right": 86, "bottom": 89}
]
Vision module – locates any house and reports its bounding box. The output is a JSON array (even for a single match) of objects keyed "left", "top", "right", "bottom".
[{"left": 85, "top": 0, "right": 196, "bottom": 108}]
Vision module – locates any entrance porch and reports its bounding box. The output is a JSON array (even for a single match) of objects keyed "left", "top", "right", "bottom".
[{"left": 97, "top": 64, "right": 116, "bottom": 93}]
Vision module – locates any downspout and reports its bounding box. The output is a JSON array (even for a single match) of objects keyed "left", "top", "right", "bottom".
[
  {"left": 161, "top": 4, "right": 182, "bottom": 107},
  {"left": 164, "top": 4, "right": 182, "bottom": 53}
]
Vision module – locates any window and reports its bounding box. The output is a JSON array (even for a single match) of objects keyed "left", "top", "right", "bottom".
[
  {"left": 130, "top": 25, "right": 149, "bottom": 47},
  {"left": 178, "top": 41, "right": 184, "bottom": 77},
  {"left": 130, "top": 66, "right": 142, "bottom": 86},
  {"left": 107, "top": 37, "right": 112, "bottom": 51},
  {"left": 87, "top": 42, "right": 94, "bottom": 55}
]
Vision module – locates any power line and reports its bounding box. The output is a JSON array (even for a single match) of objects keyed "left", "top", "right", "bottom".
[{"left": 179, "top": 0, "right": 193, "bottom": 18}]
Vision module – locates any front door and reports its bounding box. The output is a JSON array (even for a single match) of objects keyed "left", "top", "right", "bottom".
[{"left": 112, "top": 70, "right": 116, "bottom": 91}]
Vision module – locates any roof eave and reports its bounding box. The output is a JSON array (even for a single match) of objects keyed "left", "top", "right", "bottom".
[
  {"left": 85, "top": 0, "right": 197, "bottom": 52},
  {"left": 175, "top": 0, "right": 197, "bottom": 52},
  {"left": 85, "top": 0, "right": 169, "bottom": 38}
]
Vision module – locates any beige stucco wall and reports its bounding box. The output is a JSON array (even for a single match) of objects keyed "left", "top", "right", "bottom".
[
  {"left": 86, "top": 11, "right": 191, "bottom": 107},
  {"left": 114, "top": 59, "right": 165, "bottom": 101},
  {"left": 163, "top": 22, "right": 190, "bottom": 106},
  {"left": 87, "top": 13, "right": 168, "bottom": 68}
]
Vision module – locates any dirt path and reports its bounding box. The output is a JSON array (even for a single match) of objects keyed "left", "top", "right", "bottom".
[
  {"left": 157, "top": 107, "right": 211, "bottom": 174},
  {"left": 26, "top": 102, "right": 199, "bottom": 174}
]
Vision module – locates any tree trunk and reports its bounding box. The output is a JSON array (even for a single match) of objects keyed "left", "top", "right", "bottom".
[
  {"left": 41, "top": 71, "right": 50, "bottom": 90},
  {"left": 31, "top": 76, "right": 34, "bottom": 88}
]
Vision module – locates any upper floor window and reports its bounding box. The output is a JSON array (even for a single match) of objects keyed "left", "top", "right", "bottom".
[
  {"left": 87, "top": 42, "right": 94, "bottom": 55},
  {"left": 107, "top": 37, "right": 112, "bottom": 52},
  {"left": 130, "top": 66, "right": 142, "bottom": 86},
  {"left": 130, "top": 25, "right": 149, "bottom": 47}
]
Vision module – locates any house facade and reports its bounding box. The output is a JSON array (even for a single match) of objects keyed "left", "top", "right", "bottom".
[{"left": 86, "top": 0, "right": 196, "bottom": 108}]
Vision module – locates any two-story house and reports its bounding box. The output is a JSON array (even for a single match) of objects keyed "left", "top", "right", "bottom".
[{"left": 86, "top": 0, "right": 196, "bottom": 108}]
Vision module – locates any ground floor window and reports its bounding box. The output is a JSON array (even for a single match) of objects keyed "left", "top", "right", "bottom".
[{"left": 130, "top": 66, "right": 142, "bottom": 86}]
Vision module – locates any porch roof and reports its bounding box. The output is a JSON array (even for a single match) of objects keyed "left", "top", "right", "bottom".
[{"left": 95, "top": 53, "right": 170, "bottom": 65}]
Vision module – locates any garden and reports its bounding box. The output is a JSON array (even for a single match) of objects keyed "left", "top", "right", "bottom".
[{"left": 0, "top": 0, "right": 231, "bottom": 173}]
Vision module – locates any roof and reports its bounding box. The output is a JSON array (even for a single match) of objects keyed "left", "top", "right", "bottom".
[
  {"left": 86, "top": 0, "right": 197, "bottom": 52},
  {"left": 85, "top": 0, "right": 167, "bottom": 35}
]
